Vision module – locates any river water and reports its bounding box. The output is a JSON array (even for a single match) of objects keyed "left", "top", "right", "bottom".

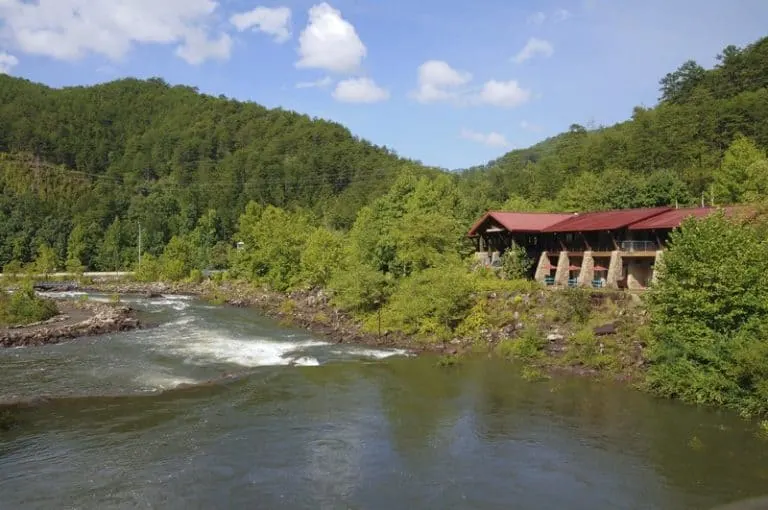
[{"left": 1, "top": 293, "right": 767, "bottom": 509}]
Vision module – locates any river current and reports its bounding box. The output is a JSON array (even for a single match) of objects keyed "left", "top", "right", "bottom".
[{"left": 1, "top": 293, "right": 767, "bottom": 509}]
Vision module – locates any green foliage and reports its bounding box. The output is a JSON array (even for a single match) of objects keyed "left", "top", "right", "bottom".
[
  {"left": 299, "top": 227, "right": 345, "bottom": 289},
  {"left": 500, "top": 245, "right": 533, "bottom": 280},
  {"left": 229, "top": 205, "right": 311, "bottom": 291},
  {"left": 159, "top": 236, "right": 195, "bottom": 281},
  {"left": 33, "top": 243, "right": 58, "bottom": 275},
  {"left": 496, "top": 327, "right": 545, "bottom": 361},
  {"left": 713, "top": 135, "right": 768, "bottom": 204},
  {"left": 134, "top": 253, "right": 161, "bottom": 282},
  {"left": 550, "top": 288, "right": 592, "bottom": 324},
  {"left": 645, "top": 213, "right": 768, "bottom": 415},
  {"left": 2, "top": 260, "right": 23, "bottom": 277},
  {"left": 0, "top": 281, "right": 58, "bottom": 326},
  {"left": 564, "top": 327, "right": 617, "bottom": 371},
  {"left": 0, "top": 73, "right": 424, "bottom": 270},
  {"left": 377, "top": 264, "right": 474, "bottom": 340},
  {"left": 328, "top": 257, "right": 391, "bottom": 312},
  {"left": 456, "top": 298, "right": 491, "bottom": 341},
  {"left": 279, "top": 299, "right": 297, "bottom": 315},
  {"left": 437, "top": 355, "right": 461, "bottom": 368}
]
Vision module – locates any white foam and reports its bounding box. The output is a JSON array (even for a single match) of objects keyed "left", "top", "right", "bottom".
[
  {"left": 344, "top": 347, "right": 412, "bottom": 359},
  {"left": 39, "top": 291, "right": 87, "bottom": 299},
  {"left": 164, "top": 331, "right": 328, "bottom": 368},
  {"left": 136, "top": 373, "right": 199, "bottom": 390},
  {"left": 163, "top": 316, "right": 196, "bottom": 327},
  {"left": 143, "top": 299, "right": 190, "bottom": 311},
  {"left": 291, "top": 356, "right": 321, "bottom": 367}
]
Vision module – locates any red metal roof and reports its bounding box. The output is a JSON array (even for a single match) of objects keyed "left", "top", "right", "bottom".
[
  {"left": 628, "top": 206, "right": 748, "bottom": 230},
  {"left": 467, "top": 211, "right": 575, "bottom": 236},
  {"left": 542, "top": 207, "right": 671, "bottom": 233}
]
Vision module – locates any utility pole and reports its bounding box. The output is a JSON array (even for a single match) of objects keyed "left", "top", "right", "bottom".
[{"left": 138, "top": 223, "right": 142, "bottom": 266}]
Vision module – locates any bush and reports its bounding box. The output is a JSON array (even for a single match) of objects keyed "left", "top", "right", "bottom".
[
  {"left": 186, "top": 269, "right": 204, "bottom": 284},
  {"left": 328, "top": 259, "right": 391, "bottom": 313},
  {"left": 645, "top": 213, "right": 768, "bottom": 415},
  {"left": 550, "top": 288, "right": 592, "bottom": 323},
  {"left": 134, "top": 253, "right": 161, "bottom": 282},
  {"left": 0, "top": 281, "right": 58, "bottom": 326},
  {"left": 496, "top": 327, "right": 545, "bottom": 361},
  {"left": 501, "top": 245, "right": 533, "bottom": 280},
  {"left": 2, "top": 260, "right": 24, "bottom": 277},
  {"left": 298, "top": 228, "right": 345, "bottom": 289},
  {"left": 564, "top": 326, "right": 617, "bottom": 371},
  {"left": 376, "top": 264, "right": 474, "bottom": 339}
]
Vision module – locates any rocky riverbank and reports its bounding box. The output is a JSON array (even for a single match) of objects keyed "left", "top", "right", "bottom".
[
  {"left": 81, "top": 280, "right": 650, "bottom": 381},
  {"left": 83, "top": 280, "right": 440, "bottom": 354},
  {"left": 1, "top": 301, "right": 140, "bottom": 348}
]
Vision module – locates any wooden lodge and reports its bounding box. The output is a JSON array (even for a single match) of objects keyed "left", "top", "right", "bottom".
[{"left": 468, "top": 206, "right": 741, "bottom": 290}]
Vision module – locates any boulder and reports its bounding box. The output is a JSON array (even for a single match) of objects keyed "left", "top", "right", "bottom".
[{"left": 593, "top": 323, "right": 617, "bottom": 336}]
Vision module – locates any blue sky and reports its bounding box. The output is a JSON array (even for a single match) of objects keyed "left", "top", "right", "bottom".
[{"left": 1, "top": 0, "right": 767, "bottom": 170}]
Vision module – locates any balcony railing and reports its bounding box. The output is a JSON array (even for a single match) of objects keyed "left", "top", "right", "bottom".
[{"left": 620, "top": 240, "right": 657, "bottom": 252}]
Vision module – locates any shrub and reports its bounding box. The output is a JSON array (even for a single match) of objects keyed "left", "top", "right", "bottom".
[
  {"left": 564, "top": 326, "right": 617, "bottom": 371},
  {"left": 501, "top": 245, "right": 533, "bottom": 280},
  {"left": 328, "top": 259, "right": 391, "bottom": 313},
  {"left": 134, "top": 253, "right": 161, "bottom": 282},
  {"left": 376, "top": 264, "right": 474, "bottom": 338},
  {"left": 186, "top": 269, "right": 204, "bottom": 284},
  {"left": 298, "top": 228, "right": 345, "bottom": 289},
  {"left": 279, "top": 299, "right": 297, "bottom": 315},
  {"left": 496, "top": 327, "right": 545, "bottom": 361},
  {"left": 645, "top": 213, "right": 768, "bottom": 415},
  {"left": 0, "top": 281, "right": 58, "bottom": 326},
  {"left": 550, "top": 287, "right": 592, "bottom": 323},
  {"left": 2, "top": 260, "right": 24, "bottom": 278}
]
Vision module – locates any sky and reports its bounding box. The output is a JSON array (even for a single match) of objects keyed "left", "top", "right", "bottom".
[{"left": 0, "top": 1, "right": 767, "bottom": 170}]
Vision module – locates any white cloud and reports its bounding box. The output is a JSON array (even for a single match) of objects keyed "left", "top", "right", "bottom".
[
  {"left": 0, "top": 51, "right": 18, "bottom": 74},
  {"left": 296, "top": 76, "right": 333, "bottom": 89},
  {"left": 0, "top": 0, "right": 231, "bottom": 64},
  {"left": 554, "top": 8, "right": 572, "bottom": 21},
  {"left": 512, "top": 37, "right": 554, "bottom": 64},
  {"left": 460, "top": 128, "right": 511, "bottom": 148},
  {"left": 527, "top": 11, "right": 546, "bottom": 25},
  {"left": 476, "top": 80, "right": 531, "bottom": 108},
  {"left": 520, "top": 120, "right": 543, "bottom": 132},
  {"left": 175, "top": 29, "right": 232, "bottom": 65},
  {"left": 333, "top": 77, "right": 389, "bottom": 103},
  {"left": 411, "top": 60, "right": 472, "bottom": 103},
  {"left": 296, "top": 2, "right": 366, "bottom": 74},
  {"left": 231, "top": 6, "right": 291, "bottom": 43}
]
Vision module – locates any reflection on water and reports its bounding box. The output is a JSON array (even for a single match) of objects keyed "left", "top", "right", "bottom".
[{"left": 1, "top": 294, "right": 767, "bottom": 509}]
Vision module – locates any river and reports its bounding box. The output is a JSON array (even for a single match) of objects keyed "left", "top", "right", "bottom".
[{"left": 1, "top": 293, "right": 767, "bottom": 509}]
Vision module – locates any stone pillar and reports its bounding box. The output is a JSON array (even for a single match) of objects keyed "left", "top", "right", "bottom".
[
  {"left": 534, "top": 251, "right": 552, "bottom": 284},
  {"left": 606, "top": 250, "right": 622, "bottom": 289},
  {"left": 554, "top": 251, "right": 570, "bottom": 286},
  {"left": 651, "top": 250, "right": 664, "bottom": 286},
  {"left": 578, "top": 251, "right": 595, "bottom": 287}
]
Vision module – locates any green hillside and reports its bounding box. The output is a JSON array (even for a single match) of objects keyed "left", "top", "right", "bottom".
[
  {"left": 0, "top": 76, "right": 435, "bottom": 268},
  {"left": 460, "top": 36, "right": 768, "bottom": 213}
]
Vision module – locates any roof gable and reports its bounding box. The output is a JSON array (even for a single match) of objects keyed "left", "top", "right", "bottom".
[{"left": 467, "top": 211, "right": 575, "bottom": 237}]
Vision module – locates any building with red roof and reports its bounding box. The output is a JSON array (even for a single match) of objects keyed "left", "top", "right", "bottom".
[{"left": 468, "top": 205, "right": 738, "bottom": 290}]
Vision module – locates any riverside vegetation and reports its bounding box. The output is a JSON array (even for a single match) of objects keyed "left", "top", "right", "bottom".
[{"left": 2, "top": 38, "right": 768, "bottom": 416}]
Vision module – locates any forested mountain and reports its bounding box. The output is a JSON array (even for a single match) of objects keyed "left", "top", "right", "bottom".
[
  {"left": 461, "top": 36, "right": 768, "bottom": 213},
  {"left": 0, "top": 76, "right": 436, "bottom": 268},
  {"left": 1, "top": 36, "right": 768, "bottom": 271}
]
